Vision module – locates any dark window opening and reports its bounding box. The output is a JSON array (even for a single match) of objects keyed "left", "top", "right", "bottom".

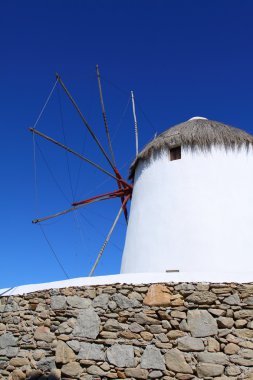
[{"left": 170, "top": 146, "right": 181, "bottom": 161}]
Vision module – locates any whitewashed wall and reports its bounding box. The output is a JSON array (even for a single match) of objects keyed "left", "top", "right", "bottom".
[{"left": 121, "top": 146, "right": 253, "bottom": 274}]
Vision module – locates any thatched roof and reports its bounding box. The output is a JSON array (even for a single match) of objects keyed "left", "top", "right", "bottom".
[{"left": 129, "top": 117, "right": 253, "bottom": 179}]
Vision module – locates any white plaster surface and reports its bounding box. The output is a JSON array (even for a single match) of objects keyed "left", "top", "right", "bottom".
[
  {"left": 1, "top": 271, "right": 253, "bottom": 296},
  {"left": 121, "top": 146, "right": 253, "bottom": 274}
]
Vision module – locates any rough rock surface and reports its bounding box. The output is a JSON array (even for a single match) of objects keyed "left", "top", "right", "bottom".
[
  {"left": 66, "top": 295, "right": 91, "bottom": 308},
  {"left": 143, "top": 284, "right": 172, "bottom": 306},
  {"left": 186, "top": 290, "right": 217, "bottom": 304},
  {"left": 77, "top": 342, "right": 105, "bottom": 360},
  {"left": 55, "top": 340, "right": 76, "bottom": 364},
  {"left": 187, "top": 309, "right": 218, "bottom": 337},
  {"left": 165, "top": 348, "right": 193, "bottom": 373},
  {"left": 0, "top": 282, "right": 253, "bottom": 379},
  {"left": 61, "top": 361, "right": 82, "bottom": 377},
  {"left": 107, "top": 344, "right": 135, "bottom": 367},
  {"left": 125, "top": 367, "right": 149, "bottom": 379},
  {"left": 73, "top": 308, "right": 101, "bottom": 339},
  {"left": 197, "top": 352, "right": 229, "bottom": 365},
  {"left": 51, "top": 295, "right": 66, "bottom": 309},
  {"left": 177, "top": 335, "right": 204, "bottom": 351},
  {"left": 0, "top": 332, "right": 17, "bottom": 348},
  {"left": 140, "top": 345, "right": 165, "bottom": 370},
  {"left": 34, "top": 326, "right": 55, "bottom": 342},
  {"left": 197, "top": 362, "right": 224, "bottom": 377}
]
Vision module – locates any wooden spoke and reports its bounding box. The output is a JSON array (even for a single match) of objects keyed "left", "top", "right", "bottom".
[
  {"left": 30, "top": 127, "right": 119, "bottom": 182},
  {"left": 32, "top": 194, "right": 115, "bottom": 224},
  {"left": 96, "top": 64, "right": 116, "bottom": 166},
  {"left": 57, "top": 74, "right": 116, "bottom": 171}
]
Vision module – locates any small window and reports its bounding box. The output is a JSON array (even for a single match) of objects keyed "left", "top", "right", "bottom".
[{"left": 170, "top": 146, "right": 181, "bottom": 161}]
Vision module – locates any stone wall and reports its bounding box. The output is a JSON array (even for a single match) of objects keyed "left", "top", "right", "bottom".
[{"left": 1, "top": 282, "right": 253, "bottom": 379}]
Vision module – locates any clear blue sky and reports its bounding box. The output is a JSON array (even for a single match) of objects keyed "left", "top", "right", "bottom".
[{"left": 1, "top": 0, "right": 253, "bottom": 288}]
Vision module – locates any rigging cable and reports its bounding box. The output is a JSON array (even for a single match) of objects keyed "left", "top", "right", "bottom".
[
  {"left": 57, "top": 86, "right": 91, "bottom": 263},
  {"left": 36, "top": 135, "right": 87, "bottom": 263},
  {"left": 31, "top": 75, "right": 131, "bottom": 276},
  {"left": 73, "top": 128, "right": 88, "bottom": 199},
  {"left": 82, "top": 207, "right": 125, "bottom": 229},
  {"left": 32, "top": 126, "right": 70, "bottom": 279},
  {"left": 57, "top": 75, "right": 116, "bottom": 172},
  {"left": 38, "top": 224, "right": 70, "bottom": 279},
  {"left": 33, "top": 78, "right": 59, "bottom": 129},
  {"left": 134, "top": 98, "right": 156, "bottom": 134},
  {"left": 36, "top": 142, "right": 70, "bottom": 203},
  {"left": 30, "top": 127, "right": 125, "bottom": 184},
  {"left": 111, "top": 95, "right": 131, "bottom": 143},
  {"left": 78, "top": 161, "right": 129, "bottom": 200},
  {"left": 57, "top": 86, "right": 75, "bottom": 200},
  {"left": 101, "top": 75, "right": 157, "bottom": 134},
  {"left": 78, "top": 201, "right": 126, "bottom": 251},
  {"left": 73, "top": 72, "right": 97, "bottom": 198}
]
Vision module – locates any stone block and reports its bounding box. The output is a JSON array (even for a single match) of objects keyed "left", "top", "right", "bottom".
[
  {"left": 107, "top": 344, "right": 135, "bottom": 367},
  {"left": 177, "top": 336, "right": 204, "bottom": 351},
  {"left": 140, "top": 345, "right": 165, "bottom": 370},
  {"left": 165, "top": 348, "right": 193, "bottom": 374},
  {"left": 197, "top": 363, "right": 224, "bottom": 377},
  {"left": 187, "top": 310, "right": 218, "bottom": 337},
  {"left": 143, "top": 284, "right": 172, "bottom": 306},
  {"left": 73, "top": 308, "right": 101, "bottom": 339}
]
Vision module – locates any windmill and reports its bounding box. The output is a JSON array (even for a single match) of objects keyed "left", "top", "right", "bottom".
[
  {"left": 121, "top": 117, "right": 253, "bottom": 275},
  {"left": 30, "top": 66, "right": 138, "bottom": 276},
  {"left": 31, "top": 71, "right": 253, "bottom": 280}
]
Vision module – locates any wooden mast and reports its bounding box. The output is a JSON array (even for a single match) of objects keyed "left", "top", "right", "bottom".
[{"left": 131, "top": 91, "right": 139, "bottom": 157}]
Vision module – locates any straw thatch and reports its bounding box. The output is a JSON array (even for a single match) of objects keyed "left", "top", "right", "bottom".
[{"left": 129, "top": 118, "right": 253, "bottom": 179}]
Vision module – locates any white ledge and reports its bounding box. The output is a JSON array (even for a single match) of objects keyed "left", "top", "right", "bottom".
[{"left": 1, "top": 272, "right": 253, "bottom": 296}]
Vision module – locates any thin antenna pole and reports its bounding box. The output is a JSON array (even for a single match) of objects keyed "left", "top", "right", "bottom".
[
  {"left": 29, "top": 127, "right": 119, "bottom": 182},
  {"left": 96, "top": 64, "right": 116, "bottom": 166},
  {"left": 56, "top": 74, "right": 115, "bottom": 171},
  {"left": 131, "top": 91, "right": 139, "bottom": 157},
  {"left": 89, "top": 195, "right": 130, "bottom": 277}
]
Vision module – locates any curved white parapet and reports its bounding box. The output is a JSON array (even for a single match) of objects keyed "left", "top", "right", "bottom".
[
  {"left": 121, "top": 146, "right": 253, "bottom": 274},
  {"left": 1, "top": 271, "right": 253, "bottom": 296}
]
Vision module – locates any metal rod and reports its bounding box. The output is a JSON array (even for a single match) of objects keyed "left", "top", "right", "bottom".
[
  {"left": 96, "top": 64, "right": 116, "bottom": 166},
  {"left": 131, "top": 91, "right": 139, "bottom": 157},
  {"left": 89, "top": 195, "right": 130, "bottom": 276},
  {"left": 32, "top": 194, "right": 115, "bottom": 224},
  {"left": 56, "top": 74, "right": 115, "bottom": 171},
  {"left": 33, "top": 205, "right": 83, "bottom": 224},
  {"left": 72, "top": 188, "right": 130, "bottom": 207},
  {"left": 29, "top": 127, "right": 118, "bottom": 182}
]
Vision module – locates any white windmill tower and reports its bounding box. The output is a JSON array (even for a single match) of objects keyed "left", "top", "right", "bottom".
[{"left": 121, "top": 116, "right": 253, "bottom": 276}]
